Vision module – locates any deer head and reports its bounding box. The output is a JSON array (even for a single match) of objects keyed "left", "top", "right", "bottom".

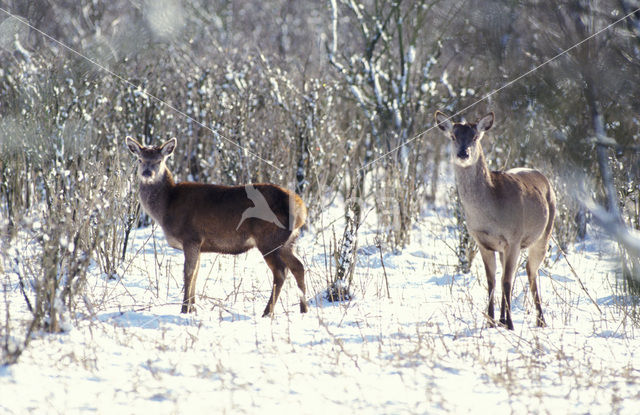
[
  {"left": 435, "top": 111, "right": 494, "bottom": 168},
  {"left": 126, "top": 136, "right": 176, "bottom": 184}
]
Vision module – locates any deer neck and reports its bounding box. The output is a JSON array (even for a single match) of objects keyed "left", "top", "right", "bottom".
[
  {"left": 138, "top": 169, "right": 175, "bottom": 226},
  {"left": 454, "top": 150, "right": 494, "bottom": 209}
]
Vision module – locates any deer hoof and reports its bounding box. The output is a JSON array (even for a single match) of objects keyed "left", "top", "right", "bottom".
[
  {"left": 181, "top": 304, "right": 196, "bottom": 314},
  {"left": 300, "top": 301, "right": 309, "bottom": 314},
  {"left": 499, "top": 318, "right": 514, "bottom": 330}
]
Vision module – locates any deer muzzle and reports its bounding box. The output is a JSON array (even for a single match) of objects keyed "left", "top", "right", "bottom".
[{"left": 457, "top": 149, "right": 470, "bottom": 160}]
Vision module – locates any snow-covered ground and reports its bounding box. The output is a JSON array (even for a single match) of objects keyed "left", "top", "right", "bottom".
[{"left": 1, "top": 198, "right": 639, "bottom": 414}]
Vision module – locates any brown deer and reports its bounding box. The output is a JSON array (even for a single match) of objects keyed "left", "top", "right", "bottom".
[
  {"left": 125, "top": 136, "right": 309, "bottom": 317},
  {"left": 434, "top": 111, "right": 555, "bottom": 330}
]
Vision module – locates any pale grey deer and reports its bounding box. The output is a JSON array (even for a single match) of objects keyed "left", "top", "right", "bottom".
[{"left": 435, "top": 111, "right": 555, "bottom": 329}]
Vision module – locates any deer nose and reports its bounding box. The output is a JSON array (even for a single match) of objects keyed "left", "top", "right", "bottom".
[
  {"left": 457, "top": 149, "right": 469, "bottom": 159},
  {"left": 142, "top": 169, "right": 152, "bottom": 177}
]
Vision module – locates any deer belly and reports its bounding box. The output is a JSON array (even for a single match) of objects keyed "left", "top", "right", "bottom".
[
  {"left": 200, "top": 235, "right": 256, "bottom": 254},
  {"left": 472, "top": 230, "right": 507, "bottom": 252},
  {"left": 165, "top": 234, "right": 184, "bottom": 251}
]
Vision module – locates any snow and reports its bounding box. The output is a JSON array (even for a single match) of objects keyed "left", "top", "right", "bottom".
[{"left": 1, "top": 198, "right": 640, "bottom": 414}]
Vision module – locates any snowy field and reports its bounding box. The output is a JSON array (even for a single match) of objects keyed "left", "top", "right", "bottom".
[{"left": 1, "top": 198, "right": 639, "bottom": 414}]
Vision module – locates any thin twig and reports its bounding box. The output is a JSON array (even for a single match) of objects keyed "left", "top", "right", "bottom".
[
  {"left": 551, "top": 236, "right": 602, "bottom": 314},
  {"left": 375, "top": 237, "right": 391, "bottom": 299}
]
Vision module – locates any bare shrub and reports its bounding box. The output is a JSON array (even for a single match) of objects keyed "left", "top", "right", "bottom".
[{"left": 0, "top": 41, "right": 136, "bottom": 354}]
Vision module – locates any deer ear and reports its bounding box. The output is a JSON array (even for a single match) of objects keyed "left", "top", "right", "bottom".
[
  {"left": 161, "top": 138, "right": 177, "bottom": 157},
  {"left": 434, "top": 111, "right": 453, "bottom": 133},
  {"left": 125, "top": 136, "right": 143, "bottom": 156},
  {"left": 477, "top": 112, "right": 494, "bottom": 132}
]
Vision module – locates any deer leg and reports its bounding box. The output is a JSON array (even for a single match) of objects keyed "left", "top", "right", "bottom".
[
  {"left": 281, "top": 247, "right": 308, "bottom": 314},
  {"left": 498, "top": 251, "right": 506, "bottom": 322},
  {"left": 499, "top": 247, "right": 518, "bottom": 330},
  {"left": 190, "top": 255, "right": 201, "bottom": 309},
  {"left": 181, "top": 243, "right": 201, "bottom": 314},
  {"left": 527, "top": 240, "right": 548, "bottom": 328},
  {"left": 478, "top": 246, "right": 497, "bottom": 327},
  {"left": 262, "top": 251, "right": 287, "bottom": 317}
]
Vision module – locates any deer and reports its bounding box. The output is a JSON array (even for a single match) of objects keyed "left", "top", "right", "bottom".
[
  {"left": 125, "top": 136, "right": 309, "bottom": 317},
  {"left": 434, "top": 111, "right": 556, "bottom": 330}
]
